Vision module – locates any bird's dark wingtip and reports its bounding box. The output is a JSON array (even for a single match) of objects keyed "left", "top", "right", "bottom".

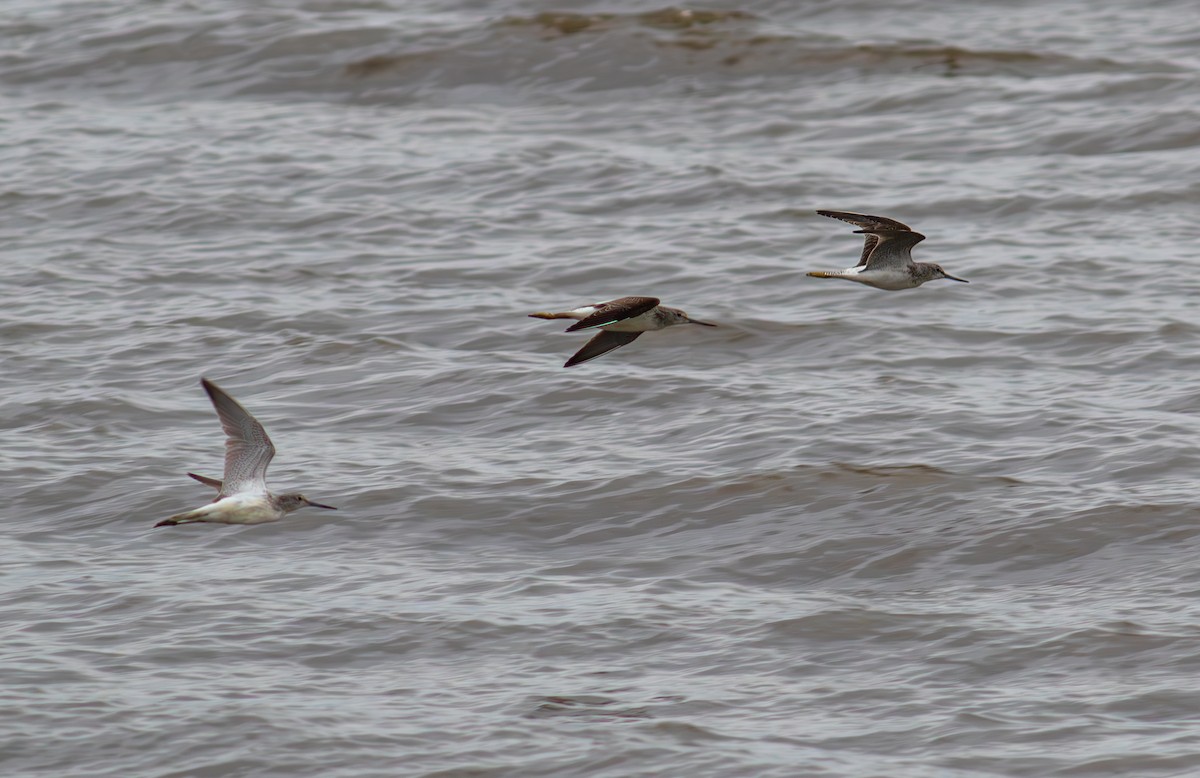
[
  {"left": 563, "top": 351, "right": 600, "bottom": 367},
  {"left": 199, "top": 377, "right": 223, "bottom": 400}
]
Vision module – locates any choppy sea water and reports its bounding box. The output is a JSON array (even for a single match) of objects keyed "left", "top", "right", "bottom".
[{"left": 4, "top": 1, "right": 1200, "bottom": 775}]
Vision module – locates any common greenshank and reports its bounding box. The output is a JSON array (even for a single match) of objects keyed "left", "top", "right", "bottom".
[
  {"left": 807, "top": 210, "right": 969, "bottom": 290},
  {"left": 529, "top": 295, "right": 716, "bottom": 367},
  {"left": 155, "top": 378, "right": 336, "bottom": 527}
]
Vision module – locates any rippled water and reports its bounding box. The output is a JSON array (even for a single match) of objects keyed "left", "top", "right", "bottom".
[{"left": 5, "top": 1, "right": 1200, "bottom": 775}]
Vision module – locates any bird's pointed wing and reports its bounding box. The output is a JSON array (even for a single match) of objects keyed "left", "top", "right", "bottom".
[
  {"left": 855, "top": 234, "right": 879, "bottom": 268},
  {"left": 817, "top": 210, "right": 925, "bottom": 271},
  {"left": 187, "top": 471, "right": 226, "bottom": 503},
  {"left": 564, "top": 331, "right": 643, "bottom": 367},
  {"left": 188, "top": 472, "right": 223, "bottom": 490},
  {"left": 564, "top": 297, "right": 660, "bottom": 332},
  {"left": 200, "top": 378, "right": 275, "bottom": 496},
  {"left": 818, "top": 210, "right": 914, "bottom": 232},
  {"left": 860, "top": 231, "right": 924, "bottom": 271}
]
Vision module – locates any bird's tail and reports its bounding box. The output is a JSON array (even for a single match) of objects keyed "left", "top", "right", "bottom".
[
  {"left": 155, "top": 508, "right": 206, "bottom": 528},
  {"left": 528, "top": 311, "right": 573, "bottom": 320},
  {"left": 806, "top": 271, "right": 839, "bottom": 278}
]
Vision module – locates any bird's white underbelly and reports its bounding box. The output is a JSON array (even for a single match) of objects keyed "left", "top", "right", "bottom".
[
  {"left": 202, "top": 493, "right": 283, "bottom": 524},
  {"left": 841, "top": 267, "right": 917, "bottom": 291}
]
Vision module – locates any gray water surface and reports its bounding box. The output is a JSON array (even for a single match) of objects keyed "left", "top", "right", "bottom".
[{"left": 4, "top": 1, "right": 1200, "bottom": 776}]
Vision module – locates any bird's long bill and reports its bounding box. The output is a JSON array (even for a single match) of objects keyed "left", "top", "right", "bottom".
[
  {"left": 308, "top": 500, "right": 338, "bottom": 510},
  {"left": 688, "top": 319, "right": 718, "bottom": 327},
  {"left": 943, "top": 273, "right": 969, "bottom": 283}
]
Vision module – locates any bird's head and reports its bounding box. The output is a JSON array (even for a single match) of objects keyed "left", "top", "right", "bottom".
[
  {"left": 279, "top": 493, "right": 338, "bottom": 512},
  {"left": 661, "top": 306, "right": 717, "bottom": 327},
  {"left": 930, "top": 264, "right": 969, "bottom": 283}
]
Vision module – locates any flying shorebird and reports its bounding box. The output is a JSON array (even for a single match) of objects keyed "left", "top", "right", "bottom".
[
  {"left": 806, "top": 210, "right": 969, "bottom": 290},
  {"left": 155, "top": 378, "right": 336, "bottom": 527},
  {"left": 529, "top": 295, "right": 716, "bottom": 367}
]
